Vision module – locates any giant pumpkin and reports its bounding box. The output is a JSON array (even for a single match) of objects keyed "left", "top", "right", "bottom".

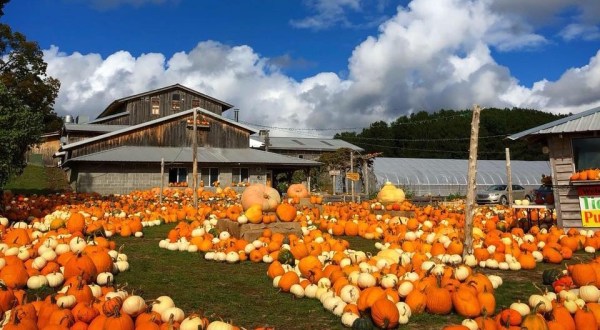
[
  {"left": 241, "top": 184, "right": 281, "bottom": 211},
  {"left": 287, "top": 183, "right": 309, "bottom": 198},
  {"left": 377, "top": 182, "right": 405, "bottom": 204}
]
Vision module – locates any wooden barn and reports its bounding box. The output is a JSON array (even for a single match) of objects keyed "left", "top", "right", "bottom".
[
  {"left": 57, "top": 84, "right": 320, "bottom": 194},
  {"left": 509, "top": 106, "right": 600, "bottom": 229}
]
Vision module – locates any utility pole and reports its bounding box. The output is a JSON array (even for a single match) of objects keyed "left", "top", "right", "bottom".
[
  {"left": 350, "top": 150, "right": 355, "bottom": 202},
  {"left": 160, "top": 158, "right": 164, "bottom": 204},
  {"left": 506, "top": 148, "right": 513, "bottom": 206},
  {"left": 464, "top": 104, "right": 482, "bottom": 257},
  {"left": 263, "top": 130, "right": 270, "bottom": 152},
  {"left": 192, "top": 108, "right": 198, "bottom": 208}
]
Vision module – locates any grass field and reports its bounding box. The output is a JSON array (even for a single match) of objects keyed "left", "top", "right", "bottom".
[{"left": 4, "top": 165, "right": 71, "bottom": 194}]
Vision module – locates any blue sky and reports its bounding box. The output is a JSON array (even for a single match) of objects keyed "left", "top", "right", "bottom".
[{"left": 4, "top": 0, "right": 600, "bottom": 136}]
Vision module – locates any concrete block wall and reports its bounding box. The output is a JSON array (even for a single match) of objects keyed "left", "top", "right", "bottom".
[
  {"left": 72, "top": 163, "right": 258, "bottom": 195},
  {"left": 75, "top": 163, "right": 165, "bottom": 195}
]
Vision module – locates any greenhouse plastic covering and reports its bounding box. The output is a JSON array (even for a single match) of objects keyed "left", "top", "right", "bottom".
[{"left": 373, "top": 158, "right": 551, "bottom": 196}]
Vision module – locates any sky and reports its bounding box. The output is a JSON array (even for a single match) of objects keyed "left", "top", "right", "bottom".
[{"left": 4, "top": 0, "right": 600, "bottom": 137}]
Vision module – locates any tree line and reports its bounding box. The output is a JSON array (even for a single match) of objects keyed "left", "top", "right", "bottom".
[{"left": 335, "top": 108, "right": 566, "bottom": 161}]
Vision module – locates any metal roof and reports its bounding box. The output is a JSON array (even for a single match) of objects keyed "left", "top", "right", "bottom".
[
  {"left": 64, "top": 124, "right": 130, "bottom": 133},
  {"left": 96, "top": 84, "right": 233, "bottom": 119},
  {"left": 374, "top": 157, "right": 551, "bottom": 187},
  {"left": 64, "top": 146, "right": 321, "bottom": 166},
  {"left": 251, "top": 136, "right": 364, "bottom": 152},
  {"left": 87, "top": 111, "right": 129, "bottom": 124},
  {"left": 508, "top": 106, "right": 600, "bottom": 140},
  {"left": 61, "top": 108, "right": 257, "bottom": 151}
]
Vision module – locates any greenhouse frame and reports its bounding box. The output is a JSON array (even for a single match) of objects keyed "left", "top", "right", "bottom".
[{"left": 372, "top": 158, "right": 551, "bottom": 196}]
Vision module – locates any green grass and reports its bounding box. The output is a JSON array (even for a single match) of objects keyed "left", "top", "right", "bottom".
[{"left": 4, "top": 165, "right": 71, "bottom": 194}]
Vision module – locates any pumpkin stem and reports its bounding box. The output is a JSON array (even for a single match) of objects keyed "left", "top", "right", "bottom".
[{"left": 532, "top": 282, "right": 544, "bottom": 294}]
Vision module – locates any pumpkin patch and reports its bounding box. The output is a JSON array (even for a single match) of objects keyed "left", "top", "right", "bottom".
[{"left": 2, "top": 183, "right": 600, "bottom": 329}]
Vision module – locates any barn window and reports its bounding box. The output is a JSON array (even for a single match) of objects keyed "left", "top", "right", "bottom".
[
  {"left": 151, "top": 97, "right": 160, "bottom": 115},
  {"left": 192, "top": 98, "right": 201, "bottom": 108},
  {"left": 168, "top": 168, "right": 188, "bottom": 185},
  {"left": 232, "top": 167, "right": 249, "bottom": 183},
  {"left": 201, "top": 168, "right": 219, "bottom": 187},
  {"left": 573, "top": 137, "right": 600, "bottom": 171},
  {"left": 172, "top": 93, "right": 181, "bottom": 111}
]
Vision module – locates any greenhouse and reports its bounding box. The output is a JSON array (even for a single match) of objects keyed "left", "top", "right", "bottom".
[{"left": 373, "top": 158, "right": 551, "bottom": 196}]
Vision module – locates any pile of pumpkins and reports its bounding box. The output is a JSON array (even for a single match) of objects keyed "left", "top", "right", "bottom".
[
  {"left": 570, "top": 168, "right": 600, "bottom": 181},
  {"left": 0, "top": 210, "right": 245, "bottom": 330},
  {"left": 445, "top": 256, "right": 600, "bottom": 329}
]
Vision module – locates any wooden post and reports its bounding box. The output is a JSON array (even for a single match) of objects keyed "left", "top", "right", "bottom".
[
  {"left": 332, "top": 174, "right": 336, "bottom": 195},
  {"left": 192, "top": 109, "right": 198, "bottom": 208},
  {"left": 363, "top": 158, "right": 369, "bottom": 196},
  {"left": 505, "top": 148, "right": 513, "bottom": 206},
  {"left": 350, "top": 150, "right": 355, "bottom": 202},
  {"left": 464, "top": 104, "right": 482, "bottom": 257},
  {"left": 160, "top": 158, "right": 164, "bottom": 204}
]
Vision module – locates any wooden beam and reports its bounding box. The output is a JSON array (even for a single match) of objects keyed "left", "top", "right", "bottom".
[{"left": 464, "top": 104, "right": 482, "bottom": 257}]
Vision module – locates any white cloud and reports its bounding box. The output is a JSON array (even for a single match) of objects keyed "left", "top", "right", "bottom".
[
  {"left": 291, "top": 0, "right": 389, "bottom": 30},
  {"left": 44, "top": 0, "right": 600, "bottom": 137},
  {"left": 559, "top": 23, "right": 600, "bottom": 41},
  {"left": 490, "top": 0, "right": 600, "bottom": 42}
]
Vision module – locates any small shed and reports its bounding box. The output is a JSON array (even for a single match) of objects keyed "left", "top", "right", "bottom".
[{"left": 508, "top": 106, "right": 600, "bottom": 229}]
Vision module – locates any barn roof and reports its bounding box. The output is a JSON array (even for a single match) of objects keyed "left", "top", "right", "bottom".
[
  {"left": 250, "top": 136, "right": 363, "bottom": 152},
  {"left": 63, "top": 146, "right": 320, "bottom": 167},
  {"left": 63, "top": 123, "right": 130, "bottom": 133},
  {"left": 96, "top": 84, "right": 234, "bottom": 119},
  {"left": 508, "top": 106, "right": 600, "bottom": 140},
  {"left": 60, "top": 107, "right": 256, "bottom": 151}
]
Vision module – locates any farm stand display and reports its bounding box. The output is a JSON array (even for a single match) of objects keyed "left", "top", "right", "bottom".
[{"left": 3, "top": 182, "right": 600, "bottom": 329}]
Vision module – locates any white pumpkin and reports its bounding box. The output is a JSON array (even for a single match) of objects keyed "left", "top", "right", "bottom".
[
  {"left": 206, "top": 320, "right": 234, "bottom": 330},
  {"left": 161, "top": 306, "right": 185, "bottom": 323},
  {"left": 510, "top": 301, "right": 530, "bottom": 316},
  {"left": 152, "top": 296, "right": 175, "bottom": 315},
  {"left": 357, "top": 272, "right": 376, "bottom": 289},
  {"left": 122, "top": 295, "right": 147, "bottom": 317},
  {"left": 339, "top": 284, "right": 360, "bottom": 304},
  {"left": 57, "top": 295, "right": 77, "bottom": 309},
  {"left": 45, "top": 272, "right": 64, "bottom": 288},
  {"left": 180, "top": 315, "right": 208, "bottom": 330},
  {"left": 26, "top": 274, "right": 48, "bottom": 290},
  {"left": 69, "top": 237, "right": 87, "bottom": 253},
  {"left": 341, "top": 312, "right": 359, "bottom": 327},
  {"left": 289, "top": 284, "right": 305, "bottom": 298},
  {"left": 579, "top": 285, "right": 600, "bottom": 302}
]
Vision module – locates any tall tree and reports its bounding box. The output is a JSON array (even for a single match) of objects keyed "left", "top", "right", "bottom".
[{"left": 0, "top": 0, "right": 60, "bottom": 192}]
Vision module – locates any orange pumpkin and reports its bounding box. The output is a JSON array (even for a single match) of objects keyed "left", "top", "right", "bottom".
[
  {"left": 276, "top": 203, "right": 297, "bottom": 222},
  {"left": 287, "top": 183, "right": 309, "bottom": 198},
  {"left": 370, "top": 298, "right": 399, "bottom": 329}
]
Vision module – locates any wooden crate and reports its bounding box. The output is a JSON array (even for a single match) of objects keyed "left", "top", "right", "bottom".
[{"left": 216, "top": 219, "right": 302, "bottom": 242}]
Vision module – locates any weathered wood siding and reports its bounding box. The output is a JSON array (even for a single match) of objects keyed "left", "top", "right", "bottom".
[
  {"left": 106, "top": 89, "right": 227, "bottom": 125},
  {"left": 548, "top": 134, "right": 580, "bottom": 228},
  {"left": 70, "top": 114, "right": 250, "bottom": 158}
]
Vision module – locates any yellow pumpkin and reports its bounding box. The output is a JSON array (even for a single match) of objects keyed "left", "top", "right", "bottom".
[
  {"left": 245, "top": 204, "right": 264, "bottom": 224},
  {"left": 377, "top": 182, "right": 405, "bottom": 204}
]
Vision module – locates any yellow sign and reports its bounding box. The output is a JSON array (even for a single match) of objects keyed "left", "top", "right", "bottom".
[
  {"left": 346, "top": 172, "right": 359, "bottom": 181},
  {"left": 581, "top": 195, "right": 600, "bottom": 227}
]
